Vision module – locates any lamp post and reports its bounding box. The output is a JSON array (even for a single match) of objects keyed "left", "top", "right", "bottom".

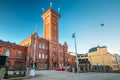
[
  {"left": 99, "top": 24, "right": 106, "bottom": 72},
  {"left": 100, "top": 49, "right": 106, "bottom": 72},
  {"left": 72, "top": 33, "right": 79, "bottom": 73}
]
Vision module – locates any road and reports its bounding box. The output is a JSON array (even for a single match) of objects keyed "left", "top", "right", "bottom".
[{"left": 25, "top": 70, "right": 120, "bottom": 80}]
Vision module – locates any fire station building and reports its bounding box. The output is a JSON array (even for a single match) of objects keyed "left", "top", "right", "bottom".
[{"left": 0, "top": 8, "right": 76, "bottom": 70}]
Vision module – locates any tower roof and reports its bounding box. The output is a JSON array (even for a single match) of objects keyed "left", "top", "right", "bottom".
[
  {"left": 88, "top": 45, "right": 107, "bottom": 53},
  {"left": 41, "top": 8, "right": 60, "bottom": 19}
]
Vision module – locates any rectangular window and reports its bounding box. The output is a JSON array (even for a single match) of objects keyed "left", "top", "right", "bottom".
[
  {"left": 42, "top": 45, "right": 44, "bottom": 49},
  {"left": 39, "top": 44, "right": 42, "bottom": 48},
  {"left": 38, "top": 53, "right": 41, "bottom": 59},
  {"left": 42, "top": 54, "right": 44, "bottom": 59},
  {"left": 46, "top": 46, "right": 48, "bottom": 49},
  {"left": 39, "top": 44, "right": 44, "bottom": 49}
]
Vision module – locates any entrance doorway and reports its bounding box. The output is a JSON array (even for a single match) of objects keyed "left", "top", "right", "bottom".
[{"left": 53, "top": 62, "right": 57, "bottom": 69}]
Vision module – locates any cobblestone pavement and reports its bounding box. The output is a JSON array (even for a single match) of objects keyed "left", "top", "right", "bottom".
[{"left": 24, "top": 70, "right": 120, "bottom": 80}]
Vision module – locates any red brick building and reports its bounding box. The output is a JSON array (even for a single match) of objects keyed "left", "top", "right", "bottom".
[
  {"left": 0, "top": 40, "right": 27, "bottom": 69},
  {"left": 0, "top": 8, "right": 76, "bottom": 70}
]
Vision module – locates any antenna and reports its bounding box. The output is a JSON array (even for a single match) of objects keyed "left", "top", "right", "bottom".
[
  {"left": 41, "top": 8, "right": 44, "bottom": 13},
  {"left": 58, "top": 8, "right": 60, "bottom": 13},
  {"left": 50, "top": 2, "right": 52, "bottom": 8}
]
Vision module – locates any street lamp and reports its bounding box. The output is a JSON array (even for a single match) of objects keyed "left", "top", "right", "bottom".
[
  {"left": 100, "top": 49, "right": 106, "bottom": 72},
  {"left": 72, "top": 33, "right": 79, "bottom": 73},
  {"left": 99, "top": 23, "right": 106, "bottom": 72}
]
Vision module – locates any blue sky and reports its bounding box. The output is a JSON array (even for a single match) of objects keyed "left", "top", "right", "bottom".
[{"left": 0, "top": 0, "right": 120, "bottom": 54}]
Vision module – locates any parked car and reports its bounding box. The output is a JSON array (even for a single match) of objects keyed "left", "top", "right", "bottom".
[
  {"left": 67, "top": 67, "right": 72, "bottom": 72},
  {"left": 55, "top": 66, "right": 72, "bottom": 71},
  {"left": 55, "top": 67, "right": 65, "bottom": 71}
]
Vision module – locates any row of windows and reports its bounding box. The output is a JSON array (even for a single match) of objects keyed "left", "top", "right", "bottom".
[
  {"left": 60, "top": 57, "right": 64, "bottom": 60},
  {"left": 4, "top": 50, "right": 22, "bottom": 58},
  {"left": 113, "top": 65, "right": 119, "bottom": 68},
  {"left": 39, "top": 45, "right": 66, "bottom": 54},
  {"left": 59, "top": 50, "right": 63, "bottom": 53},
  {"left": 39, "top": 44, "right": 48, "bottom": 49},
  {"left": 59, "top": 64, "right": 64, "bottom": 67},
  {"left": 38, "top": 53, "right": 48, "bottom": 59}
]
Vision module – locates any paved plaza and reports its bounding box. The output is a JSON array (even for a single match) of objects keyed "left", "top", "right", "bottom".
[{"left": 25, "top": 70, "right": 120, "bottom": 80}]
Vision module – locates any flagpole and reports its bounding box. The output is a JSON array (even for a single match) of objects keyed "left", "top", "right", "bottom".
[
  {"left": 72, "top": 33, "right": 79, "bottom": 73},
  {"left": 33, "top": 24, "right": 38, "bottom": 68},
  {"left": 33, "top": 33, "right": 36, "bottom": 69}
]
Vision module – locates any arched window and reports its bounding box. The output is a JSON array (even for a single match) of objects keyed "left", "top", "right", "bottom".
[
  {"left": 4, "top": 49, "right": 10, "bottom": 57},
  {"left": 17, "top": 51, "right": 22, "bottom": 58}
]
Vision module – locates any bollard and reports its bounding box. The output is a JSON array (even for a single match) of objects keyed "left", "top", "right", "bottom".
[
  {"left": 72, "top": 67, "right": 75, "bottom": 73},
  {"left": 78, "top": 67, "right": 80, "bottom": 73},
  {"left": 0, "top": 68, "right": 5, "bottom": 80},
  {"left": 26, "top": 68, "right": 30, "bottom": 78}
]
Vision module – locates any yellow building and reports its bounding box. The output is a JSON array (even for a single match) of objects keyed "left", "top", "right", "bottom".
[
  {"left": 113, "top": 54, "right": 120, "bottom": 71},
  {"left": 88, "top": 46, "right": 119, "bottom": 72}
]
